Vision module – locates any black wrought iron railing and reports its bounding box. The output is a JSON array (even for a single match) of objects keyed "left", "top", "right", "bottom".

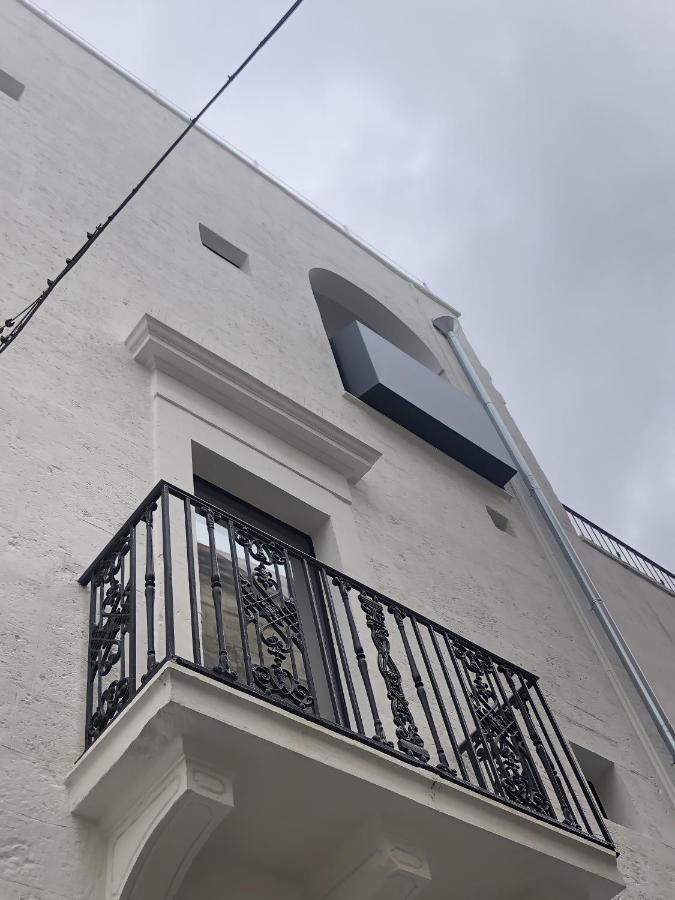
[
  {"left": 80, "top": 481, "right": 614, "bottom": 849},
  {"left": 565, "top": 506, "right": 675, "bottom": 595}
]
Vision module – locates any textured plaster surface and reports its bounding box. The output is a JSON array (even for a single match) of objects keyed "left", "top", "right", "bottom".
[
  {"left": 573, "top": 538, "right": 675, "bottom": 727},
  {"left": 0, "top": 0, "right": 673, "bottom": 897}
]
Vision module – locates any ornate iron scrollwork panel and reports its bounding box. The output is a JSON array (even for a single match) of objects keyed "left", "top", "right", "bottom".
[
  {"left": 88, "top": 541, "right": 132, "bottom": 741},
  {"left": 454, "top": 642, "right": 553, "bottom": 816},
  {"left": 357, "top": 591, "right": 429, "bottom": 762},
  {"left": 88, "top": 678, "right": 130, "bottom": 743},
  {"left": 235, "top": 527, "right": 313, "bottom": 711}
]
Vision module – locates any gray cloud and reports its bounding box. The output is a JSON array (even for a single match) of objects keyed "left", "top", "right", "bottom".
[{"left": 38, "top": 0, "right": 675, "bottom": 567}]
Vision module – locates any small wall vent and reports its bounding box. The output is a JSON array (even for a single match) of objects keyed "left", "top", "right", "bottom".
[
  {"left": 0, "top": 68, "right": 25, "bottom": 101},
  {"left": 486, "top": 506, "right": 514, "bottom": 535},
  {"left": 199, "top": 223, "right": 248, "bottom": 270}
]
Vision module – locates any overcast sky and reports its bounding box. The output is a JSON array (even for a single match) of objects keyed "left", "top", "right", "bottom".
[{"left": 35, "top": 0, "right": 675, "bottom": 568}]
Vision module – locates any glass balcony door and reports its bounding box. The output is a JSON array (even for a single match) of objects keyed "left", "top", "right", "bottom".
[{"left": 194, "top": 477, "right": 345, "bottom": 724}]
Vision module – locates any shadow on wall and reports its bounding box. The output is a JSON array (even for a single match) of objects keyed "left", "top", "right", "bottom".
[{"left": 308, "top": 268, "right": 443, "bottom": 374}]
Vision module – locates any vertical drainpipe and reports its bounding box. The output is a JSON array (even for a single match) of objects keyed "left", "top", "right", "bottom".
[{"left": 433, "top": 315, "right": 675, "bottom": 765}]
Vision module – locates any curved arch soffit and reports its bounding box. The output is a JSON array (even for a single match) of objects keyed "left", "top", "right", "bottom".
[{"left": 309, "top": 268, "right": 443, "bottom": 374}]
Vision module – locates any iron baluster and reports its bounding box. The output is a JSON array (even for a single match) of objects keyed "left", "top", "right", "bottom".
[
  {"left": 160, "top": 485, "right": 175, "bottom": 658},
  {"left": 84, "top": 578, "right": 98, "bottom": 747},
  {"left": 242, "top": 537, "right": 266, "bottom": 665},
  {"left": 183, "top": 496, "right": 202, "bottom": 666},
  {"left": 334, "top": 580, "right": 388, "bottom": 744},
  {"left": 596, "top": 531, "right": 620, "bottom": 558},
  {"left": 389, "top": 606, "right": 440, "bottom": 768},
  {"left": 288, "top": 619, "right": 298, "bottom": 681},
  {"left": 356, "top": 589, "right": 428, "bottom": 761},
  {"left": 427, "top": 626, "right": 479, "bottom": 785},
  {"left": 532, "top": 682, "right": 614, "bottom": 844},
  {"left": 226, "top": 517, "right": 253, "bottom": 685},
  {"left": 517, "top": 673, "right": 589, "bottom": 832},
  {"left": 282, "top": 549, "right": 318, "bottom": 714},
  {"left": 204, "top": 509, "right": 237, "bottom": 680},
  {"left": 319, "top": 568, "right": 364, "bottom": 735},
  {"left": 301, "top": 558, "right": 343, "bottom": 723},
  {"left": 275, "top": 556, "right": 300, "bottom": 688},
  {"left": 128, "top": 526, "right": 137, "bottom": 699},
  {"left": 97, "top": 579, "right": 104, "bottom": 710},
  {"left": 119, "top": 551, "right": 126, "bottom": 681},
  {"left": 142, "top": 502, "right": 157, "bottom": 680},
  {"left": 411, "top": 618, "right": 460, "bottom": 776}
]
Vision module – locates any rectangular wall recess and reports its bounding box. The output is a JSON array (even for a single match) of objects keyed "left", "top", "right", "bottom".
[
  {"left": 0, "top": 68, "right": 25, "bottom": 101},
  {"left": 199, "top": 223, "right": 248, "bottom": 269},
  {"left": 571, "top": 742, "right": 637, "bottom": 829},
  {"left": 486, "top": 505, "right": 515, "bottom": 535}
]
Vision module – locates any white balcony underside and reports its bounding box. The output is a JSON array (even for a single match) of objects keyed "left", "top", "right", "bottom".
[{"left": 67, "top": 662, "right": 623, "bottom": 900}]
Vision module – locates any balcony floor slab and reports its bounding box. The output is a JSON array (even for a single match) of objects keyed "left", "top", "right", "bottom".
[{"left": 67, "top": 662, "right": 624, "bottom": 900}]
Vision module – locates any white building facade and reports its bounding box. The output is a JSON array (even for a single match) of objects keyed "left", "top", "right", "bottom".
[{"left": 0, "top": 1, "right": 673, "bottom": 898}]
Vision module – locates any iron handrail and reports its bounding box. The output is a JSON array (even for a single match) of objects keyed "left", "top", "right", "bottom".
[
  {"left": 564, "top": 505, "right": 675, "bottom": 594},
  {"left": 80, "top": 480, "right": 540, "bottom": 679}
]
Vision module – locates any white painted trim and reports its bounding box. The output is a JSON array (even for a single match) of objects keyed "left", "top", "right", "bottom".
[
  {"left": 150, "top": 384, "right": 371, "bottom": 580},
  {"left": 319, "top": 835, "right": 432, "bottom": 900},
  {"left": 107, "top": 738, "right": 234, "bottom": 900},
  {"left": 126, "top": 314, "right": 381, "bottom": 484}
]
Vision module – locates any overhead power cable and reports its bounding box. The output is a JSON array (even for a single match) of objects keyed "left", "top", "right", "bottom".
[{"left": 0, "top": 0, "right": 307, "bottom": 355}]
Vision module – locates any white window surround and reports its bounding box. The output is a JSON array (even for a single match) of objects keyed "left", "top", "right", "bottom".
[
  {"left": 126, "top": 315, "right": 381, "bottom": 486},
  {"left": 125, "top": 314, "right": 380, "bottom": 582}
]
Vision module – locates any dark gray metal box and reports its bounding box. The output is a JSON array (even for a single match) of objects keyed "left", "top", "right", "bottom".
[{"left": 330, "top": 321, "right": 516, "bottom": 487}]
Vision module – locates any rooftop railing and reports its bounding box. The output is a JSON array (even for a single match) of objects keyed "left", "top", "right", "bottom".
[
  {"left": 79, "top": 481, "right": 614, "bottom": 849},
  {"left": 564, "top": 506, "right": 675, "bottom": 595}
]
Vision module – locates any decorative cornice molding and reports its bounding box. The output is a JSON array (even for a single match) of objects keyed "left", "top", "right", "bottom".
[{"left": 125, "top": 315, "right": 381, "bottom": 484}]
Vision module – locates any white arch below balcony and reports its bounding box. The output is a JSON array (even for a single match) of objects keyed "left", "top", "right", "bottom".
[{"left": 103, "top": 736, "right": 234, "bottom": 900}]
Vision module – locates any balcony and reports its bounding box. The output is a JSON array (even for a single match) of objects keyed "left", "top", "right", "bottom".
[
  {"left": 565, "top": 505, "right": 675, "bottom": 594},
  {"left": 68, "top": 482, "right": 623, "bottom": 900}
]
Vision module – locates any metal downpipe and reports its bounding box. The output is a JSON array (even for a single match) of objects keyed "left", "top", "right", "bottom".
[{"left": 433, "top": 315, "right": 675, "bottom": 764}]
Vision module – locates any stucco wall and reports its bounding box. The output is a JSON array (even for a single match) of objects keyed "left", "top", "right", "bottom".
[
  {"left": 0, "top": 1, "right": 673, "bottom": 897},
  {"left": 572, "top": 538, "right": 675, "bottom": 726}
]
